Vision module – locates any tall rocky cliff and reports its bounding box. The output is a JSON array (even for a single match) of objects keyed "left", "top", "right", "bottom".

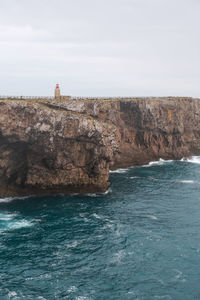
[{"left": 0, "top": 97, "right": 200, "bottom": 197}]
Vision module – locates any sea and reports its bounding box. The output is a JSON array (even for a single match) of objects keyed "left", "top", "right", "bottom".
[{"left": 0, "top": 157, "right": 200, "bottom": 300}]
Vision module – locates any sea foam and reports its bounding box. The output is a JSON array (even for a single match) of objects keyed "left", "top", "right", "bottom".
[
  {"left": 0, "top": 212, "right": 33, "bottom": 232},
  {"left": 0, "top": 195, "right": 31, "bottom": 204},
  {"left": 181, "top": 156, "right": 200, "bottom": 164},
  {"left": 179, "top": 180, "right": 196, "bottom": 184},
  {"left": 7, "top": 220, "right": 32, "bottom": 230},
  {"left": 143, "top": 158, "right": 173, "bottom": 167},
  {"left": 145, "top": 215, "right": 158, "bottom": 220},
  {"left": 0, "top": 213, "right": 17, "bottom": 221},
  {"left": 110, "top": 168, "right": 129, "bottom": 174}
]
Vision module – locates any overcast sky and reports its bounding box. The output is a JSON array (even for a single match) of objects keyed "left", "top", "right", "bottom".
[{"left": 0, "top": 0, "right": 200, "bottom": 97}]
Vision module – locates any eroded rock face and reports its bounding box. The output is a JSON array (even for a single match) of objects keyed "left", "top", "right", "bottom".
[{"left": 0, "top": 97, "right": 200, "bottom": 196}]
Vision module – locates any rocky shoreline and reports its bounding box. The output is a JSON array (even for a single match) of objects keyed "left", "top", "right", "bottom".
[{"left": 0, "top": 96, "right": 200, "bottom": 197}]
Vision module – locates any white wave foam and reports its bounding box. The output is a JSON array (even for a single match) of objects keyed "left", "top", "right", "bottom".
[
  {"left": 79, "top": 213, "right": 89, "bottom": 222},
  {"left": 85, "top": 193, "right": 97, "bottom": 197},
  {"left": 174, "top": 269, "right": 183, "bottom": 280},
  {"left": 8, "top": 291, "right": 17, "bottom": 298},
  {"left": 92, "top": 213, "right": 102, "bottom": 219},
  {"left": 109, "top": 156, "right": 200, "bottom": 174},
  {"left": 149, "top": 159, "right": 166, "bottom": 166},
  {"left": 143, "top": 158, "right": 173, "bottom": 167},
  {"left": 179, "top": 180, "right": 196, "bottom": 184},
  {"left": 0, "top": 197, "right": 16, "bottom": 203},
  {"left": 38, "top": 296, "right": 48, "bottom": 300},
  {"left": 145, "top": 215, "right": 158, "bottom": 220},
  {"left": 181, "top": 156, "right": 200, "bottom": 164},
  {"left": 110, "top": 168, "right": 129, "bottom": 173},
  {"left": 86, "top": 187, "right": 112, "bottom": 197},
  {"left": 0, "top": 195, "right": 31, "bottom": 203},
  {"left": 154, "top": 296, "right": 172, "bottom": 300},
  {"left": 0, "top": 212, "right": 33, "bottom": 232},
  {"left": 102, "top": 187, "right": 112, "bottom": 195},
  {"left": 0, "top": 213, "right": 17, "bottom": 221},
  {"left": 112, "top": 250, "right": 125, "bottom": 264},
  {"left": 7, "top": 220, "right": 32, "bottom": 230},
  {"left": 103, "top": 220, "right": 115, "bottom": 232},
  {"left": 110, "top": 158, "right": 174, "bottom": 172},
  {"left": 148, "top": 176, "right": 160, "bottom": 181},
  {"left": 68, "top": 286, "right": 78, "bottom": 293},
  {"left": 66, "top": 241, "right": 79, "bottom": 249},
  {"left": 127, "top": 291, "right": 135, "bottom": 295},
  {"left": 115, "top": 226, "right": 122, "bottom": 237}
]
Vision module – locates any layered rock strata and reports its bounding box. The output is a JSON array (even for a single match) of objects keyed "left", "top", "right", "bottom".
[{"left": 0, "top": 96, "right": 200, "bottom": 196}]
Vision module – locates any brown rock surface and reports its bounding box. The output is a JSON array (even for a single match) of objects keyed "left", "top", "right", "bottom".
[{"left": 0, "top": 96, "right": 200, "bottom": 196}]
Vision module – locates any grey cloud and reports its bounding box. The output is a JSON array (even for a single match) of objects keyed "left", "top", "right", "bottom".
[{"left": 0, "top": 0, "right": 200, "bottom": 96}]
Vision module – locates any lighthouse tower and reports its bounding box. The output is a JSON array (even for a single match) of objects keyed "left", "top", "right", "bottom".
[{"left": 54, "top": 83, "right": 61, "bottom": 99}]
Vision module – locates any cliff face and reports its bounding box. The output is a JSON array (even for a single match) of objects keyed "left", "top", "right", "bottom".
[{"left": 0, "top": 97, "right": 200, "bottom": 196}]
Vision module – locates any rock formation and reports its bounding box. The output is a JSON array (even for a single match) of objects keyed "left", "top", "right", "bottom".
[{"left": 0, "top": 96, "right": 200, "bottom": 197}]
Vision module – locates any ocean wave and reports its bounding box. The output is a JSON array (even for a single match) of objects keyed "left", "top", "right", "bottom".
[
  {"left": 147, "top": 176, "right": 161, "bottom": 181},
  {"left": 110, "top": 156, "right": 200, "bottom": 173},
  {"left": 79, "top": 213, "right": 89, "bottom": 223},
  {"left": 8, "top": 291, "right": 18, "bottom": 298},
  {"left": 86, "top": 187, "right": 112, "bottom": 197},
  {"left": 111, "top": 250, "right": 126, "bottom": 264},
  {"left": 65, "top": 241, "right": 79, "bottom": 249},
  {"left": 7, "top": 220, "right": 33, "bottom": 230},
  {"left": 0, "top": 213, "right": 17, "bottom": 221},
  {"left": 181, "top": 156, "right": 200, "bottom": 164},
  {"left": 85, "top": 193, "right": 97, "bottom": 197},
  {"left": 0, "top": 212, "right": 33, "bottom": 232},
  {"left": 68, "top": 286, "right": 78, "bottom": 293},
  {"left": 178, "top": 180, "right": 196, "bottom": 184},
  {"left": 92, "top": 213, "right": 102, "bottom": 219},
  {"left": 154, "top": 296, "right": 172, "bottom": 300},
  {"left": 110, "top": 156, "right": 200, "bottom": 172},
  {"left": 143, "top": 158, "right": 173, "bottom": 167},
  {"left": 109, "top": 159, "right": 173, "bottom": 173},
  {"left": 0, "top": 195, "right": 31, "bottom": 204},
  {"left": 0, "top": 197, "right": 18, "bottom": 203},
  {"left": 145, "top": 214, "right": 158, "bottom": 220},
  {"left": 102, "top": 187, "right": 112, "bottom": 195},
  {"left": 109, "top": 168, "right": 129, "bottom": 174}
]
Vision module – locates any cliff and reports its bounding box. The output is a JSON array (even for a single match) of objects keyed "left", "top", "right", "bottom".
[{"left": 0, "top": 96, "right": 200, "bottom": 197}]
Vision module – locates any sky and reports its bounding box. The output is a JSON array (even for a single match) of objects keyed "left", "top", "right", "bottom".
[{"left": 0, "top": 0, "right": 200, "bottom": 97}]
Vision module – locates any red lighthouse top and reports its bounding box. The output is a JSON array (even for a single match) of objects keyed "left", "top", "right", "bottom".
[{"left": 56, "top": 83, "right": 59, "bottom": 89}]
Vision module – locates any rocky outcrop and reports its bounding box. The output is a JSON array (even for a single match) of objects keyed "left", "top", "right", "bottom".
[{"left": 0, "top": 96, "right": 200, "bottom": 197}]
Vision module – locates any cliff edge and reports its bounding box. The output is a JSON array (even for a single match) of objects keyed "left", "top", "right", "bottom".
[{"left": 0, "top": 96, "right": 200, "bottom": 197}]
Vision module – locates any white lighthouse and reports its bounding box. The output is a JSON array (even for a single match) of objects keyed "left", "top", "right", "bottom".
[{"left": 54, "top": 83, "right": 61, "bottom": 99}]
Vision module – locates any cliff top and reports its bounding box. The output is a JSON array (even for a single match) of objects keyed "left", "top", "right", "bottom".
[{"left": 0, "top": 96, "right": 199, "bottom": 105}]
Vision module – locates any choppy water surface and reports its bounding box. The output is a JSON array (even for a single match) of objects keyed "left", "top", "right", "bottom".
[{"left": 1, "top": 158, "right": 200, "bottom": 299}]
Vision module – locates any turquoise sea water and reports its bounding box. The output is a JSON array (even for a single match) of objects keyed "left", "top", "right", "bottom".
[{"left": 1, "top": 157, "right": 200, "bottom": 300}]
